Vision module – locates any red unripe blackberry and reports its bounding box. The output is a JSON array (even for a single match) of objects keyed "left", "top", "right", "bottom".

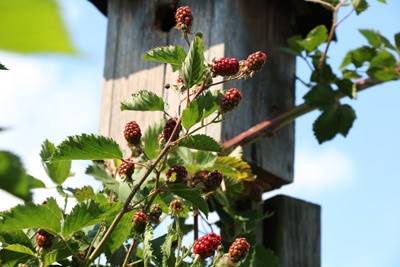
[
  {"left": 132, "top": 211, "right": 147, "bottom": 233},
  {"left": 245, "top": 51, "right": 267, "bottom": 72},
  {"left": 202, "top": 170, "right": 223, "bottom": 193},
  {"left": 220, "top": 88, "right": 242, "bottom": 113},
  {"left": 166, "top": 165, "right": 188, "bottom": 184},
  {"left": 228, "top": 237, "right": 251, "bottom": 263},
  {"left": 212, "top": 58, "right": 240, "bottom": 76},
  {"left": 35, "top": 229, "right": 54, "bottom": 249},
  {"left": 193, "top": 232, "right": 221, "bottom": 260},
  {"left": 124, "top": 121, "right": 142, "bottom": 145},
  {"left": 175, "top": 6, "right": 193, "bottom": 32},
  {"left": 118, "top": 158, "right": 135, "bottom": 182},
  {"left": 162, "top": 117, "right": 182, "bottom": 142}
]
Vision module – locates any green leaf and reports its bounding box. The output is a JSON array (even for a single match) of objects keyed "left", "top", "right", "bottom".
[
  {"left": 336, "top": 78, "right": 357, "bottom": 99},
  {"left": 297, "top": 25, "right": 328, "bottom": 53},
  {"left": 214, "top": 156, "right": 256, "bottom": 181},
  {"left": 395, "top": 32, "right": 400, "bottom": 50},
  {"left": 0, "top": 151, "right": 45, "bottom": 202},
  {"left": 162, "top": 226, "right": 177, "bottom": 267},
  {"left": 104, "top": 210, "right": 134, "bottom": 258},
  {"left": 0, "top": 230, "right": 34, "bottom": 250},
  {"left": 369, "top": 50, "right": 397, "bottom": 68},
  {"left": 351, "top": 0, "right": 369, "bottom": 14},
  {"left": 179, "top": 134, "right": 223, "bottom": 153},
  {"left": 367, "top": 50, "right": 398, "bottom": 81},
  {"left": 2, "top": 244, "right": 35, "bottom": 256},
  {"left": 165, "top": 184, "right": 208, "bottom": 217},
  {"left": 310, "top": 62, "right": 337, "bottom": 84},
  {"left": 285, "top": 35, "right": 304, "bottom": 55},
  {"left": 40, "top": 139, "right": 73, "bottom": 185},
  {"left": 74, "top": 186, "right": 95, "bottom": 202},
  {"left": 303, "top": 84, "right": 336, "bottom": 108},
  {"left": 0, "top": 0, "right": 75, "bottom": 53},
  {"left": 120, "top": 90, "right": 169, "bottom": 112},
  {"left": 143, "top": 224, "right": 156, "bottom": 267},
  {"left": 248, "top": 245, "right": 278, "bottom": 267},
  {"left": 142, "top": 119, "right": 167, "bottom": 159},
  {"left": 51, "top": 134, "right": 123, "bottom": 161},
  {"left": 85, "top": 163, "right": 118, "bottom": 186},
  {"left": 0, "top": 202, "right": 62, "bottom": 233},
  {"left": 142, "top": 45, "right": 187, "bottom": 72},
  {"left": 0, "top": 248, "right": 36, "bottom": 265},
  {"left": 181, "top": 36, "right": 206, "bottom": 88},
  {"left": 62, "top": 200, "right": 121, "bottom": 238},
  {"left": 313, "top": 104, "right": 357, "bottom": 144},
  {"left": 182, "top": 90, "right": 222, "bottom": 130},
  {"left": 0, "top": 62, "right": 8, "bottom": 70},
  {"left": 340, "top": 46, "right": 376, "bottom": 69},
  {"left": 359, "top": 29, "right": 396, "bottom": 50}
]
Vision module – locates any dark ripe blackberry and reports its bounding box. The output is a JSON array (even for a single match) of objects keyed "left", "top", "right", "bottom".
[
  {"left": 228, "top": 237, "right": 251, "bottom": 263},
  {"left": 124, "top": 121, "right": 142, "bottom": 145},
  {"left": 166, "top": 165, "right": 188, "bottom": 184},
  {"left": 162, "top": 117, "right": 182, "bottom": 142},
  {"left": 220, "top": 88, "right": 242, "bottom": 113},
  {"left": 202, "top": 170, "right": 223, "bottom": 193},
  {"left": 117, "top": 158, "right": 135, "bottom": 182},
  {"left": 193, "top": 232, "right": 221, "bottom": 260},
  {"left": 212, "top": 57, "right": 240, "bottom": 76}
]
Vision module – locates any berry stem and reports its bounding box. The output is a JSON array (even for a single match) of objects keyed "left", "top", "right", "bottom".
[
  {"left": 222, "top": 77, "right": 384, "bottom": 152},
  {"left": 122, "top": 236, "right": 139, "bottom": 267}
]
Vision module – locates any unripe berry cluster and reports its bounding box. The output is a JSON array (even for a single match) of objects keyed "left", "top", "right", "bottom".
[
  {"left": 220, "top": 88, "right": 243, "bottom": 113},
  {"left": 193, "top": 232, "right": 221, "bottom": 260},
  {"left": 228, "top": 237, "right": 251, "bottom": 263},
  {"left": 35, "top": 229, "right": 54, "bottom": 249},
  {"left": 245, "top": 51, "right": 267, "bottom": 73},
  {"left": 212, "top": 58, "right": 240, "bottom": 77},
  {"left": 132, "top": 211, "right": 147, "bottom": 233},
  {"left": 175, "top": 6, "right": 193, "bottom": 32},
  {"left": 117, "top": 158, "right": 135, "bottom": 182},
  {"left": 124, "top": 121, "right": 142, "bottom": 145}
]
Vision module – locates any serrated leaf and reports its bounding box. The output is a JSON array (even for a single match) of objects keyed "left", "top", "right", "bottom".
[
  {"left": 51, "top": 134, "right": 123, "bottom": 161},
  {"left": 336, "top": 78, "right": 357, "bottom": 99},
  {"left": 182, "top": 90, "right": 222, "bottom": 130},
  {"left": 0, "top": 0, "right": 76, "bottom": 54},
  {"left": 303, "top": 84, "right": 336, "bottom": 108},
  {"left": 142, "top": 119, "right": 166, "bottom": 159},
  {"left": 369, "top": 50, "right": 397, "bottom": 68},
  {"left": 351, "top": 0, "right": 369, "bottom": 14},
  {"left": 85, "top": 163, "right": 118, "bottom": 186},
  {"left": 249, "top": 245, "right": 278, "bottom": 267},
  {"left": 120, "top": 90, "right": 169, "bottom": 112},
  {"left": 0, "top": 230, "right": 34, "bottom": 250},
  {"left": 62, "top": 200, "right": 121, "bottom": 238},
  {"left": 165, "top": 184, "right": 208, "bottom": 217},
  {"left": 359, "top": 29, "right": 395, "bottom": 50},
  {"left": 142, "top": 45, "right": 187, "bottom": 72},
  {"left": 0, "top": 151, "right": 45, "bottom": 202},
  {"left": 143, "top": 224, "right": 156, "bottom": 266},
  {"left": 340, "top": 46, "right": 376, "bottom": 69},
  {"left": 214, "top": 156, "right": 256, "bottom": 181},
  {"left": 367, "top": 50, "right": 398, "bottom": 81},
  {"left": 342, "top": 69, "right": 362, "bottom": 80},
  {"left": 40, "top": 139, "right": 73, "bottom": 185},
  {"left": 162, "top": 226, "right": 177, "bottom": 267},
  {"left": 367, "top": 67, "right": 399, "bottom": 81},
  {"left": 297, "top": 25, "right": 328, "bottom": 53},
  {"left": 179, "top": 134, "right": 223, "bottom": 153},
  {"left": 313, "top": 104, "right": 356, "bottom": 144},
  {"left": 0, "top": 62, "right": 8, "bottom": 70},
  {"left": 181, "top": 36, "right": 205, "bottom": 88},
  {"left": 74, "top": 186, "right": 95, "bottom": 202},
  {"left": 3, "top": 244, "right": 35, "bottom": 256},
  {"left": 0, "top": 203, "right": 62, "bottom": 233},
  {"left": 310, "top": 62, "right": 337, "bottom": 84}
]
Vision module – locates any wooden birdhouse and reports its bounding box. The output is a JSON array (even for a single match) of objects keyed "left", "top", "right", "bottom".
[{"left": 97, "top": 0, "right": 333, "bottom": 192}]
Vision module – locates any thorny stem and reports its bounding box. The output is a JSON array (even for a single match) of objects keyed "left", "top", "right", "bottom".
[{"left": 222, "top": 78, "right": 384, "bottom": 152}]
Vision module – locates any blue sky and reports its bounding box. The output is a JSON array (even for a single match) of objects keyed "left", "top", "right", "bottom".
[{"left": 0, "top": 1, "right": 399, "bottom": 267}]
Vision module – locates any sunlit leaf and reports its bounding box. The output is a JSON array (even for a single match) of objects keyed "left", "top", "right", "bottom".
[
  {"left": 181, "top": 36, "right": 205, "bottom": 88},
  {"left": 142, "top": 119, "right": 166, "bottom": 159},
  {"left": 351, "top": 0, "right": 369, "bottom": 14},
  {"left": 340, "top": 46, "right": 376, "bottom": 69},
  {"left": 0, "top": 0, "right": 76, "bottom": 53},
  {"left": 297, "top": 25, "right": 328, "bottom": 53},
  {"left": 51, "top": 134, "right": 123, "bottom": 161},
  {"left": 120, "top": 90, "right": 169, "bottom": 112},
  {"left": 179, "top": 134, "right": 223, "bottom": 153},
  {"left": 142, "top": 45, "right": 187, "bottom": 71}
]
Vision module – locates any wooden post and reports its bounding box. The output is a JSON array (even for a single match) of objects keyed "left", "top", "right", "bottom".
[{"left": 262, "top": 195, "right": 321, "bottom": 267}]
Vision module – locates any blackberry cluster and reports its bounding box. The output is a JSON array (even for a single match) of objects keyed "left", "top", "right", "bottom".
[
  {"left": 212, "top": 57, "right": 240, "bottom": 77},
  {"left": 245, "top": 51, "right": 267, "bottom": 72},
  {"left": 166, "top": 165, "right": 188, "bottom": 184},
  {"left": 193, "top": 232, "right": 221, "bottom": 260},
  {"left": 124, "top": 121, "right": 142, "bottom": 145},
  {"left": 202, "top": 170, "right": 223, "bottom": 193},
  {"left": 175, "top": 6, "right": 193, "bottom": 32},
  {"left": 220, "top": 88, "right": 243, "bottom": 113},
  {"left": 162, "top": 117, "right": 182, "bottom": 142},
  {"left": 117, "top": 158, "right": 135, "bottom": 182},
  {"left": 36, "top": 229, "right": 54, "bottom": 249},
  {"left": 228, "top": 237, "right": 251, "bottom": 263},
  {"left": 132, "top": 211, "right": 147, "bottom": 233}
]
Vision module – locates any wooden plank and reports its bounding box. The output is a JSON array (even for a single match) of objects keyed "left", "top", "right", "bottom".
[
  {"left": 262, "top": 195, "right": 321, "bottom": 267},
  {"left": 99, "top": 0, "right": 297, "bottom": 188}
]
